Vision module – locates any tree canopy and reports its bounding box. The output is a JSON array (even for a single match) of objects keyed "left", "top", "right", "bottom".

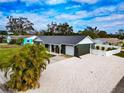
[
  {"left": 6, "top": 16, "right": 35, "bottom": 35},
  {"left": 97, "top": 31, "right": 108, "bottom": 38},
  {"left": 79, "top": 27, "right": 99, "bottom": 39},
  {"left": 45, "top": 22, "right": 73, "bottom": 35}
]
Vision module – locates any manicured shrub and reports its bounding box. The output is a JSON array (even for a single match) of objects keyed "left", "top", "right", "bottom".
[
  {"left": 101, "top": 47, "right": 105, "bottom": 51},
  {"left": 106, "top": 47, "right": 116, "bottom": 51},
  {"left": 112, "top": 47, "right": 116, "bottom": 50},
  {"left": 2, "top": 44, "right": 50, "bottom": 92},
  {"left": 122, "top": 43, "right": 124, "bottom": 47},
  {"left": 16, "top": 38, "right": 23, "bottom": 45},
  {"left": 9, "top": 39, "right": 17, "bottom": 44},
  {"left": 96, "top": 46, "right": 99, "bottom": 50}
]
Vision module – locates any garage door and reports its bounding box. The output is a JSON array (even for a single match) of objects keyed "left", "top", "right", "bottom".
[
  {"left": 74, "top": 44, "right": 90, "bottom": 56},
  {"left": 65, "top": 45, "right": 74, "bottom": 56}
]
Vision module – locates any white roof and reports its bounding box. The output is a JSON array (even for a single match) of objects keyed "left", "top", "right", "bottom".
[{"left": 26, "top": 36, "right": 37, "bottom": 40}]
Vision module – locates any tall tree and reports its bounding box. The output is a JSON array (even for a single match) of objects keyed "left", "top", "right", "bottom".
[
  {"left": 6, "top": 16, "right": 35, "bottom": 35},
  {"left": 79, "top": 26, "right": 99, "bottom": 39},
  {"left": 46, "top": 22, "right": 73, "bottom": 35},
  {"left": 85, "top": 26, "right": 100, "bottom": 34},
  {"left": 118, "top": 29, "right": 124, "bottom": 39},
  {"left": 97, "top": 31, "right": 108, "bottom": 38}
]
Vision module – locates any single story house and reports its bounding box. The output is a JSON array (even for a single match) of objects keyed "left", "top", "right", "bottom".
[
  {"left": 94, "top": 38, "right": 122, "bottom": 45},
  {"left": 23, "top": 36, "right": 37, "bottom": 45},
  {"left": 34, "top": 36, "right": 94, "bottom": 56}
]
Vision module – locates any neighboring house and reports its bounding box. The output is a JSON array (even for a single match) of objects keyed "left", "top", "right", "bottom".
[
  {"left": 0, "top": 36, "right": 3, "bottom": 43},
  {"left": 23, "top": 36, "right": 37, "bottom": 45},
  {"left": 6, "top": 35, "right": 34, "bottom": 44},
  {"left": 10, "top": 35, "right": 32, "bottom": 40},
  {"left": 94, "top": 38, "right": 122, "bottom": 45},
  {"left": 91, "top": 38, "right": 121, "bottom": 56},
  {"left": 34, "top": 36, "right": 94, "bottom": 56},
  {"left": 6, "top": 36, "right": 11, "bottom": 43}
]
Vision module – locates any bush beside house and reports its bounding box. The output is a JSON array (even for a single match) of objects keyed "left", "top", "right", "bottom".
[{"left": 0, "top": 44, "right": 50, "bottom": 92}]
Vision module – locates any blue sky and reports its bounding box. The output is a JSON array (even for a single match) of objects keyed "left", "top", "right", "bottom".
[{"left": 0, "top": 0, "right": 124, "bottom": 33}]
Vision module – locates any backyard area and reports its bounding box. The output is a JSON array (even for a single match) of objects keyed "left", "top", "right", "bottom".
[{"left": 0, "top": 44, "right": 21, "bottom": 68}]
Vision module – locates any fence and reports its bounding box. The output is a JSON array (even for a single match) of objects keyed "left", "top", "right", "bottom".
[{"left": 90, "top": 47, "right": 121, "bottom": 56}]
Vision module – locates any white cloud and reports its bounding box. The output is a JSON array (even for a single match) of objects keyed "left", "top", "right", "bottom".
[
  {"left": 0, "top": 12, "right": 8, "bottom": 30},
  {"left": 102, "top": 21, "right": 124, "bottom": 28},
  {"left": 45, "top": 0, "right": 67, "bottom": 5},
  {"left": 56, "top": 11, "right": 88, "bottom": 20},
  {"left": 21, "top": 0, "right": 39, "bottom": 2},
  {"left": 20, "top": 0, "right": 67, "bottom": 5},
  {"left": 94, "top": 14, "right": 124, "bottom": 22},
  {"left": 117, "top": 2, "right": 124, "bottom": 11},
  {"left": 20, "top": 0, "right": 43, "bottom": 6},
  {"left": 72, "top": 13, "right": 124, "bottom": 32},
  {"left": 73, "top": 0, "right": 99, "bottom": 4},
  {"left": 90, "top": 6, "right": 116, "bottom": 16},
  {"left": 65, "top": 5, "right": 81, "bottom": 10},
  {"left": 0, "top": 0, "right": 16, "bottom": 2}
]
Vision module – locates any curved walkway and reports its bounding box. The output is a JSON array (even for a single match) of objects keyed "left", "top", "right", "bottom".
[{"left": 20, "top": 54, "right": 124, "bottom": 93}]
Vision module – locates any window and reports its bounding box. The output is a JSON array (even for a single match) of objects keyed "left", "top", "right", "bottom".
[{"left": 27, "top": 40, "right": 30, "bottom": 42}]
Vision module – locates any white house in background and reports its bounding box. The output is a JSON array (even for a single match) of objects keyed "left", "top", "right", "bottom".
[
  {"left": 91, "top": 38, "right": 121, "bottom": 56},
  {"left": 34, "top": 36, "right": 94, "bottom": 57},
  {"left": 94, "top": 38, "right": 122, "bottom": 45}
]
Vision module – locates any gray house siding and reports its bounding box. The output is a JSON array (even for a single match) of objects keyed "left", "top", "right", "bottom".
[
  {"left": 74, "top": 44, "right": 90, "bottom": 56},
  {"left": 34, "top": 36, "right": 94, "bottom": 56}
]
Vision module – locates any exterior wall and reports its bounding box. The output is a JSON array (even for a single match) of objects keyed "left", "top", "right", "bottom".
[
  {"left": 78, "top": 36, "right": 94, "bottom": 44},
  {"left": 23, "top": 38, "right": 34, "bottom": 45},
  {"left": 75, "top": 44, "right": 90, "bottom": 56},
  {"left": 65, "top": 45, "right": 74, "bottom": 56},
  {"left": 94, "top": 44, "right": 121, "bottom": 50},
  {"left": 91, "top": 48, "right": 121, "bottom": 56}
]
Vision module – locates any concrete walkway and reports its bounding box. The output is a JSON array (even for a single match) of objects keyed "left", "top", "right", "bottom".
[{"left": 19, "top": 54, "right": 124, "bottom": 93}]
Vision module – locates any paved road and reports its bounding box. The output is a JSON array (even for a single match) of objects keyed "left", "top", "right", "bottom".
[{"left": 19, "top": 54, "right": 124, "bottom": 93}]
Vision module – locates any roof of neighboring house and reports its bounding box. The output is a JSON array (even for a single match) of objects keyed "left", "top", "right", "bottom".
[
  {"left": 26, "top": 36, "right": 37, "bottom": 40},
  {"left": 10, "top": 35, "right": 34, "bottom": 40},
  {"left": 94, "top": 38, "right": 122, "bottom": 44},
  {"left": 35, "top": 36, "right": 87, "bottom": 45}
]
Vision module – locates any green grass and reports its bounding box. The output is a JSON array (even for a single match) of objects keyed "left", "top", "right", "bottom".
[
  {"left": 0, "top": 45, "right": 21, "bottom": 69},
  {"left": 114, "top": 51, "right": 124, "bottom": 58}
]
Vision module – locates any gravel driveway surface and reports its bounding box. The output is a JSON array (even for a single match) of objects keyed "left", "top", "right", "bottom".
[{"left": 18, "top": 54, "right": 124, "bottom": 93}]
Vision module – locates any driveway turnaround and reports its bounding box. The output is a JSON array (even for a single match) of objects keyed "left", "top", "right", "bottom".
[{"left": 20, "top": 54, "right": 124, "bottom": 93}]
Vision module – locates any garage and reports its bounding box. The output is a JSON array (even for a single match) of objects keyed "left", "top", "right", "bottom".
[
  {"left": 74, "top": 44, "right": 91, "bottom": 56},
  {"left": 65, "top": 45, "right": 74, "bottom": 56}
]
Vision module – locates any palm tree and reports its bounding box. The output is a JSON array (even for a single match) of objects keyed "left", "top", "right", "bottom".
[{"left": 1, "top": 44, "right": 50, "bottom": 92}]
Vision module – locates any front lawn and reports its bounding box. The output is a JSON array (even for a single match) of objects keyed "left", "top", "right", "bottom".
[
  {"left": 114, "top": 51, "right": 124, "bottom": 58},
  {"left": 0, "top": 45, "right": 21, "bottom": 69}
]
